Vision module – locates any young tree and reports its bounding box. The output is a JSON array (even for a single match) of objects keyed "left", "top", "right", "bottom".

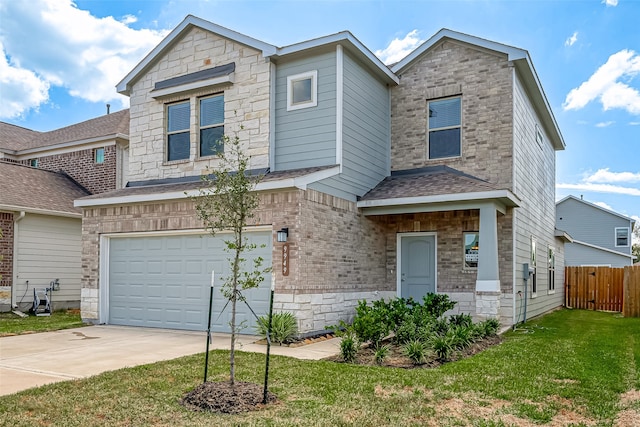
[
  {"left": 634, "top": 223, "right": 640, "bottom": 264},
  {"left": 191, "top": 133, "right": 269, "bottom": 385}
]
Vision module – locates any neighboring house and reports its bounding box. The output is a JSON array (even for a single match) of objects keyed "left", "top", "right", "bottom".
[
  {"left": 75, "top": 15, "right": 567, "bottom": 334},
  {"left": 0, "top": 111, "right": 130, "bottom": 311},
  {"left": 556, "top": 195, "right": 636, "bottom": 267}
]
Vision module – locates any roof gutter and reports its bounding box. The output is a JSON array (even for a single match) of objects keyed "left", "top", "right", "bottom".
[{"left": 0, "top": 205, "right": 82, "bottom": 219}]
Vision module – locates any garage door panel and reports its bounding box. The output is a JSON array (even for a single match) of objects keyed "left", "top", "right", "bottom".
[{"left": 109, "top": 231, "right": 272, "bottom": 332}]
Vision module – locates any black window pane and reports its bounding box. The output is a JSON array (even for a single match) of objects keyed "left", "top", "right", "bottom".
[
  {"left": 200, "top": 126, "right": 224, "bottom": 157},
  {"left": 167, "top": 132, "right": 190, "bottom": 161},
  {"left": 429, "top": 128, "right": 461, "bottom": 159}
]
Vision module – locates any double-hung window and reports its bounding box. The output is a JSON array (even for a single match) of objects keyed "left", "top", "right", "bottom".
[
  {"left": 530, "top": 237, "right": 537, "bottom": 296},
  {"left": 199, "top": 94, "right": 224, "bottom": 157},
  {"left": 427, "top": 97, "right": 461, "bottom": 159},
  {"left": 166, "top": 101, "right": 191, "bottom": 161},
  {"left": 548, "top": 246, "right": 555, "bottom": 292},
  {"left": 615, "top": 227, "right": 629, "bottom": 247}
]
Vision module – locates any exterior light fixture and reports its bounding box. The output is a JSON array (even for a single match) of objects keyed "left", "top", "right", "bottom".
[{"left": 277, "top": 227, "right": 289, "bottom": 243}]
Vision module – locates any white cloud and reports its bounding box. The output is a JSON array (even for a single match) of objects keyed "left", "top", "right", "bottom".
[
  {"left": 375, "top": 30, "right": 425, "bottom": 65},
  {"left": 563, "top": 49, "right": 640, "bottom": 115},
  {"left": 596, "top": 121, "right": 614, "bottom": 127},
  {"left": 0, "top": 0, "right": 168, "bottom": 119},
  {"left": 630, "top": 121, "right": 640, "bottom": 125},
  {"left": 0, "top": 42, "right": 50, "bottom": 119},
  {"left": 585, "top": 168, "right": 640, "bottom": 183},
  {"left": 556, "top": 182, "right": 640, "bottom": 196},
  {"left": 565, "top": 31, "right": 578, "bottom": 47},
  {"left": 593, "top": 201, "right": 614, "bottom": 211},
  {"left": 120, "top": 14, "right": 137, "bottom": 25},
  {"left": 603, "top": 0, "right": 619, "bottom": 6}
]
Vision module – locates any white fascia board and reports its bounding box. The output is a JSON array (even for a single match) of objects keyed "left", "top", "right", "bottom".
[
  {"left": 570, "top": 239, "right": 636, "bottom": 260},
  {"left": 277, "top": 32, "right": 398, "bottom": 84},
  {"left": 116, "top": 15, "right": 276, "bottom": 96},
  {"left": 0, "top": 204, "right": 81, "bottom": 219},
  {"left": 14, "top": 135, "right": 125, "bottom": 159},
  {"left": 391, "top": 28, "right": 526, "bottom": 74},
  {"left": 150, "top": 73, "right": 234, "bottom": 98},
  {"left": 358, "top": 189, "right": 521, "bottom": 210},
  {"left": 74, "top": 166, "right": 341, "bottom": 208}
]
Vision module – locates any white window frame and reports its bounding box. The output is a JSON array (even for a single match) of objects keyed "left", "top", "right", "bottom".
[
  {"left": 94, "top": 147, "right": 105, "bottom": 164},
  {"left": 463, "top": 231, "right": 479, "bottom": 270},
  {"left": 530, "top": 236, "right": 537, "bottom": 298},
  {"left": 535, "top": 124, "right": 544, "bottom": 149},
  {"left": 547, "top": 245, "right": 555, "bottom": 294},
  {"left": 165, "top": 100, "right": 191, "bottom": 163},
  {"left": 427, "top": 96, "right": 462, "bottom": 160},
  {"left": 198, "top": 94, "right": 225, "bottom": 158},
  {"left": 29, "top": 158, "right": 38, "bottom": 168},
  {"left": 615, "top": 227, "right": 630, "bottom": 247},
  {"left": 286, "top": 70, "right": 318, "bottom": 111}
]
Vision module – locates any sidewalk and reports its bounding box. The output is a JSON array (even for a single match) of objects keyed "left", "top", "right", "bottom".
[{"left": 0, "top": 325, "right": 340, "bottom": 396}]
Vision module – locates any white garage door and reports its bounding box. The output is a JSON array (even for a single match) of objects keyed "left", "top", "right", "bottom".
[{"left": 108, "top": 231, "right": 272, "bottom": 332}]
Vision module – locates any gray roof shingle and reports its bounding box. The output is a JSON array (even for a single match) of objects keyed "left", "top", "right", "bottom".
[{"left": 0, "top": 162, "right": 90, "bottom": 215}]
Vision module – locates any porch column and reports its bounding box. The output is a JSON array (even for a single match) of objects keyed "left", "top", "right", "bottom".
[{"left": 476, "top": 204, "right": 500, "bottom": 292}]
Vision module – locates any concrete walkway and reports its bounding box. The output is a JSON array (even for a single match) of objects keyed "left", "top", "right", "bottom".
[{"left": 0, "top": 325, "right": 340, "bottom": 396}]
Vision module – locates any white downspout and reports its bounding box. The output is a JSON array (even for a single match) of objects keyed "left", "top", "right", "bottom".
[{"left": 11, "top": 211, "right": 25, "bottom": 308}]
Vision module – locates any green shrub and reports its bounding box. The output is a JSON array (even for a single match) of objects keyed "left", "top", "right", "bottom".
[
  {"left": 255, "top": 311, "right": 298, "bottom": 345},
  {"left": 449, "top": 313, "right": 473, "bottom": 328},
  {"left": 403, "top": 339, "right": 430, "bottom": 365},
  {"left": 395, "top": 318, "right": 417, "bottom": 344},
  {"left": 352, "top": 300, "right": 392, "bottom": 347},
  {"left": 430, "top": 332, "right": 456, "bottom": 361},
  {"left": 479, "top": 318, "right": 500, "bottom": 336},
  {"left": 374, "top": 343, "right": 391, "bottom": 365},
  {"left": 450, "top": 325, "right": 475, "bottom": 350},
  {"left": 421, "top": 293, "right": 456, "bottom": 318},
  {"left": 339, "top": 330, "right": 360, "bottom": 363}
]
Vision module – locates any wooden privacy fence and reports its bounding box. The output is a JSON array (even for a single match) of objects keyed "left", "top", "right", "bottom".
[{"left": 565, "top": 265, "right": 640, "bottom": 316}]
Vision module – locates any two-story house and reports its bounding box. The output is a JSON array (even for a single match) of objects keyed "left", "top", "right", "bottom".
[
  {"left": 75, "top": 15, "right": 567, "bottom": 334},
  {"left": 0, "top": 111, "right": 129, "bottom": 311},
  {"left": 556, "top": 195, "right": 636, "bottom": 267}
]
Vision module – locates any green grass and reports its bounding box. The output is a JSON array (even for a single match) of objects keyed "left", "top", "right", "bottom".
[
  {"left": 1, "top": 309, "right": 638, "bottom": 426},
  {"left": 0, "top": 310, "right": 85, "bottom": 336}
]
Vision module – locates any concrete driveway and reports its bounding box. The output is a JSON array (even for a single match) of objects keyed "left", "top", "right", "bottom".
[{"left": 0, "top": 325, "right": 339, "bottom": 396}]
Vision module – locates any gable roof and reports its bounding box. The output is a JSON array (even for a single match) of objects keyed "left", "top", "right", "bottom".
[
  {"left": 557, "top": 195, "right": 636, "bottom": 225},
  {"left": 0, "top": 109, "right": 129, "bottom": 154},
  {"left": 117, "top": 15, "right": 277, "bottom": 96},
  {"left": 391, "top": 28, "right": 565, "bottom": 151},
  {"left": 0, "top": 162, "right": 90, "bottom": 217},
  {"left": 117, "top": 15, "right": 398, "bottom": 97}
]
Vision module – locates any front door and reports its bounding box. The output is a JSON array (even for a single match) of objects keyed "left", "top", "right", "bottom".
[{"left": 399, "top": 234, "right": 436, "bottom": 300}]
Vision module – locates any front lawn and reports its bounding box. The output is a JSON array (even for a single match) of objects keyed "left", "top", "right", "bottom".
[
  {"left": 0, "top": 309, "right": 85, "bottom": 336},
  {"left": 1, "top": 309, "right": 638, "bottom": 426}
]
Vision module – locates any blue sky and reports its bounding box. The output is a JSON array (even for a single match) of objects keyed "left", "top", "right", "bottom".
[{"left": 1, "top": 0, "right": 639, "bottom": 238}]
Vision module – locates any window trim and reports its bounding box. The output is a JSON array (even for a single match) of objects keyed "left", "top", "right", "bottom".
[
  {"left": 615, "top": 227, "right": 630, "bottom": 247},
  {"left": 463, "top": 231, "right": 479, "bottom": 270},
  {"left": 198, "top": 94, "right": 225, "bottom": 159},
  {"left": 547, "top": 245, "right": 555, "bottom": 294},
  {"left": 165, "top": 100, "right": 191, "bottom": 163},
  {"left": 94, "top": 147, "right": 105, "bottom": 164},
  {"left": 286, "top": 70, "right": 318, "bottom": 111},
  {"left": 530, "top": 237, "right": 537, "bottom": 298},
  {"left": 535, "top": 124, "right": 544, "bottom": 149},
  {"left": 427, "top": 95, "right": 462, "bottom": 160}
]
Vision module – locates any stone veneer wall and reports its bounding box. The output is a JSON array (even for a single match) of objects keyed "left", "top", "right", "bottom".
[
  {"left": 0, "top": 212, "right": 13, "bottom": 310},
  {"left": 34, "top": 146, "right": 117, "bottom": 194},
  {"left": 127, "top": 26, "right": 271, "bottom": 182},
  {"left": 391, "top": 39, "right": 513, "bottom": 188}
]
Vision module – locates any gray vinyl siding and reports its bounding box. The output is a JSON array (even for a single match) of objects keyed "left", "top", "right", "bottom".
[
  {"left": 512, "top": 71, "right": 564, "bottom": 320},
  {"left": 556, "top": 197, "right": 633, "bottom": 255},
  {"left": 340, "top": 51, "right": 390, "bottom": 194},
  {"left": 274, "top": 51, "right": 337, "bottom": 170},
  {"left": 14, "top": 214, "right": 82, "bottom": 311},
  {"left": 564, "top": 242, "right": 633, "bottom": 267}
]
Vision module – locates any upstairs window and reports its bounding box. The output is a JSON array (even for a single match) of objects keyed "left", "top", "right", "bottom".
[
  {"left": 166, "top": 101, "right": 190, "bottom": 162},
  {"left": 94, "top": 147, "right": 105, "bottom": 164},
  {"left": 428, "top": 97, "right": 461, "bottom": 159},
  {"left": 29, "top": 158, "right": 38, "bottom": 168},
  {"left": 199, "top": 95, "right": 225, "bottom": 157},
  {"left": 287, "top": 70, "right": 317, "bottom": 111},
  {"left": 615, "top": 227, "right": 630, "bottom": 247}
]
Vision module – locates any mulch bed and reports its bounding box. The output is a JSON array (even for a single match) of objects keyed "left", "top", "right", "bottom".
[
  {"left": 324, "top": 335, "right": 502, "bottom": 368},
  {"left": 181, "top": 381, "right": 277, "bottom": 414}
]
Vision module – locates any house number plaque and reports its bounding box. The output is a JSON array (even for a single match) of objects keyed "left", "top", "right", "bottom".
[{"left": 282, "top": 243, "right": 290, "bottom": 276}]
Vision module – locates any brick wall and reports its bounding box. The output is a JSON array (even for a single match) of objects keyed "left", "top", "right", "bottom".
[
  {"left": 35, "top": 145, "right": 117, "bottom": 194},
  {"left": 0, "top": 212, "right": 13, "bottom": 288},
  {"left": 391, "top": 39, "right": 513, "bottom": 188}
]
